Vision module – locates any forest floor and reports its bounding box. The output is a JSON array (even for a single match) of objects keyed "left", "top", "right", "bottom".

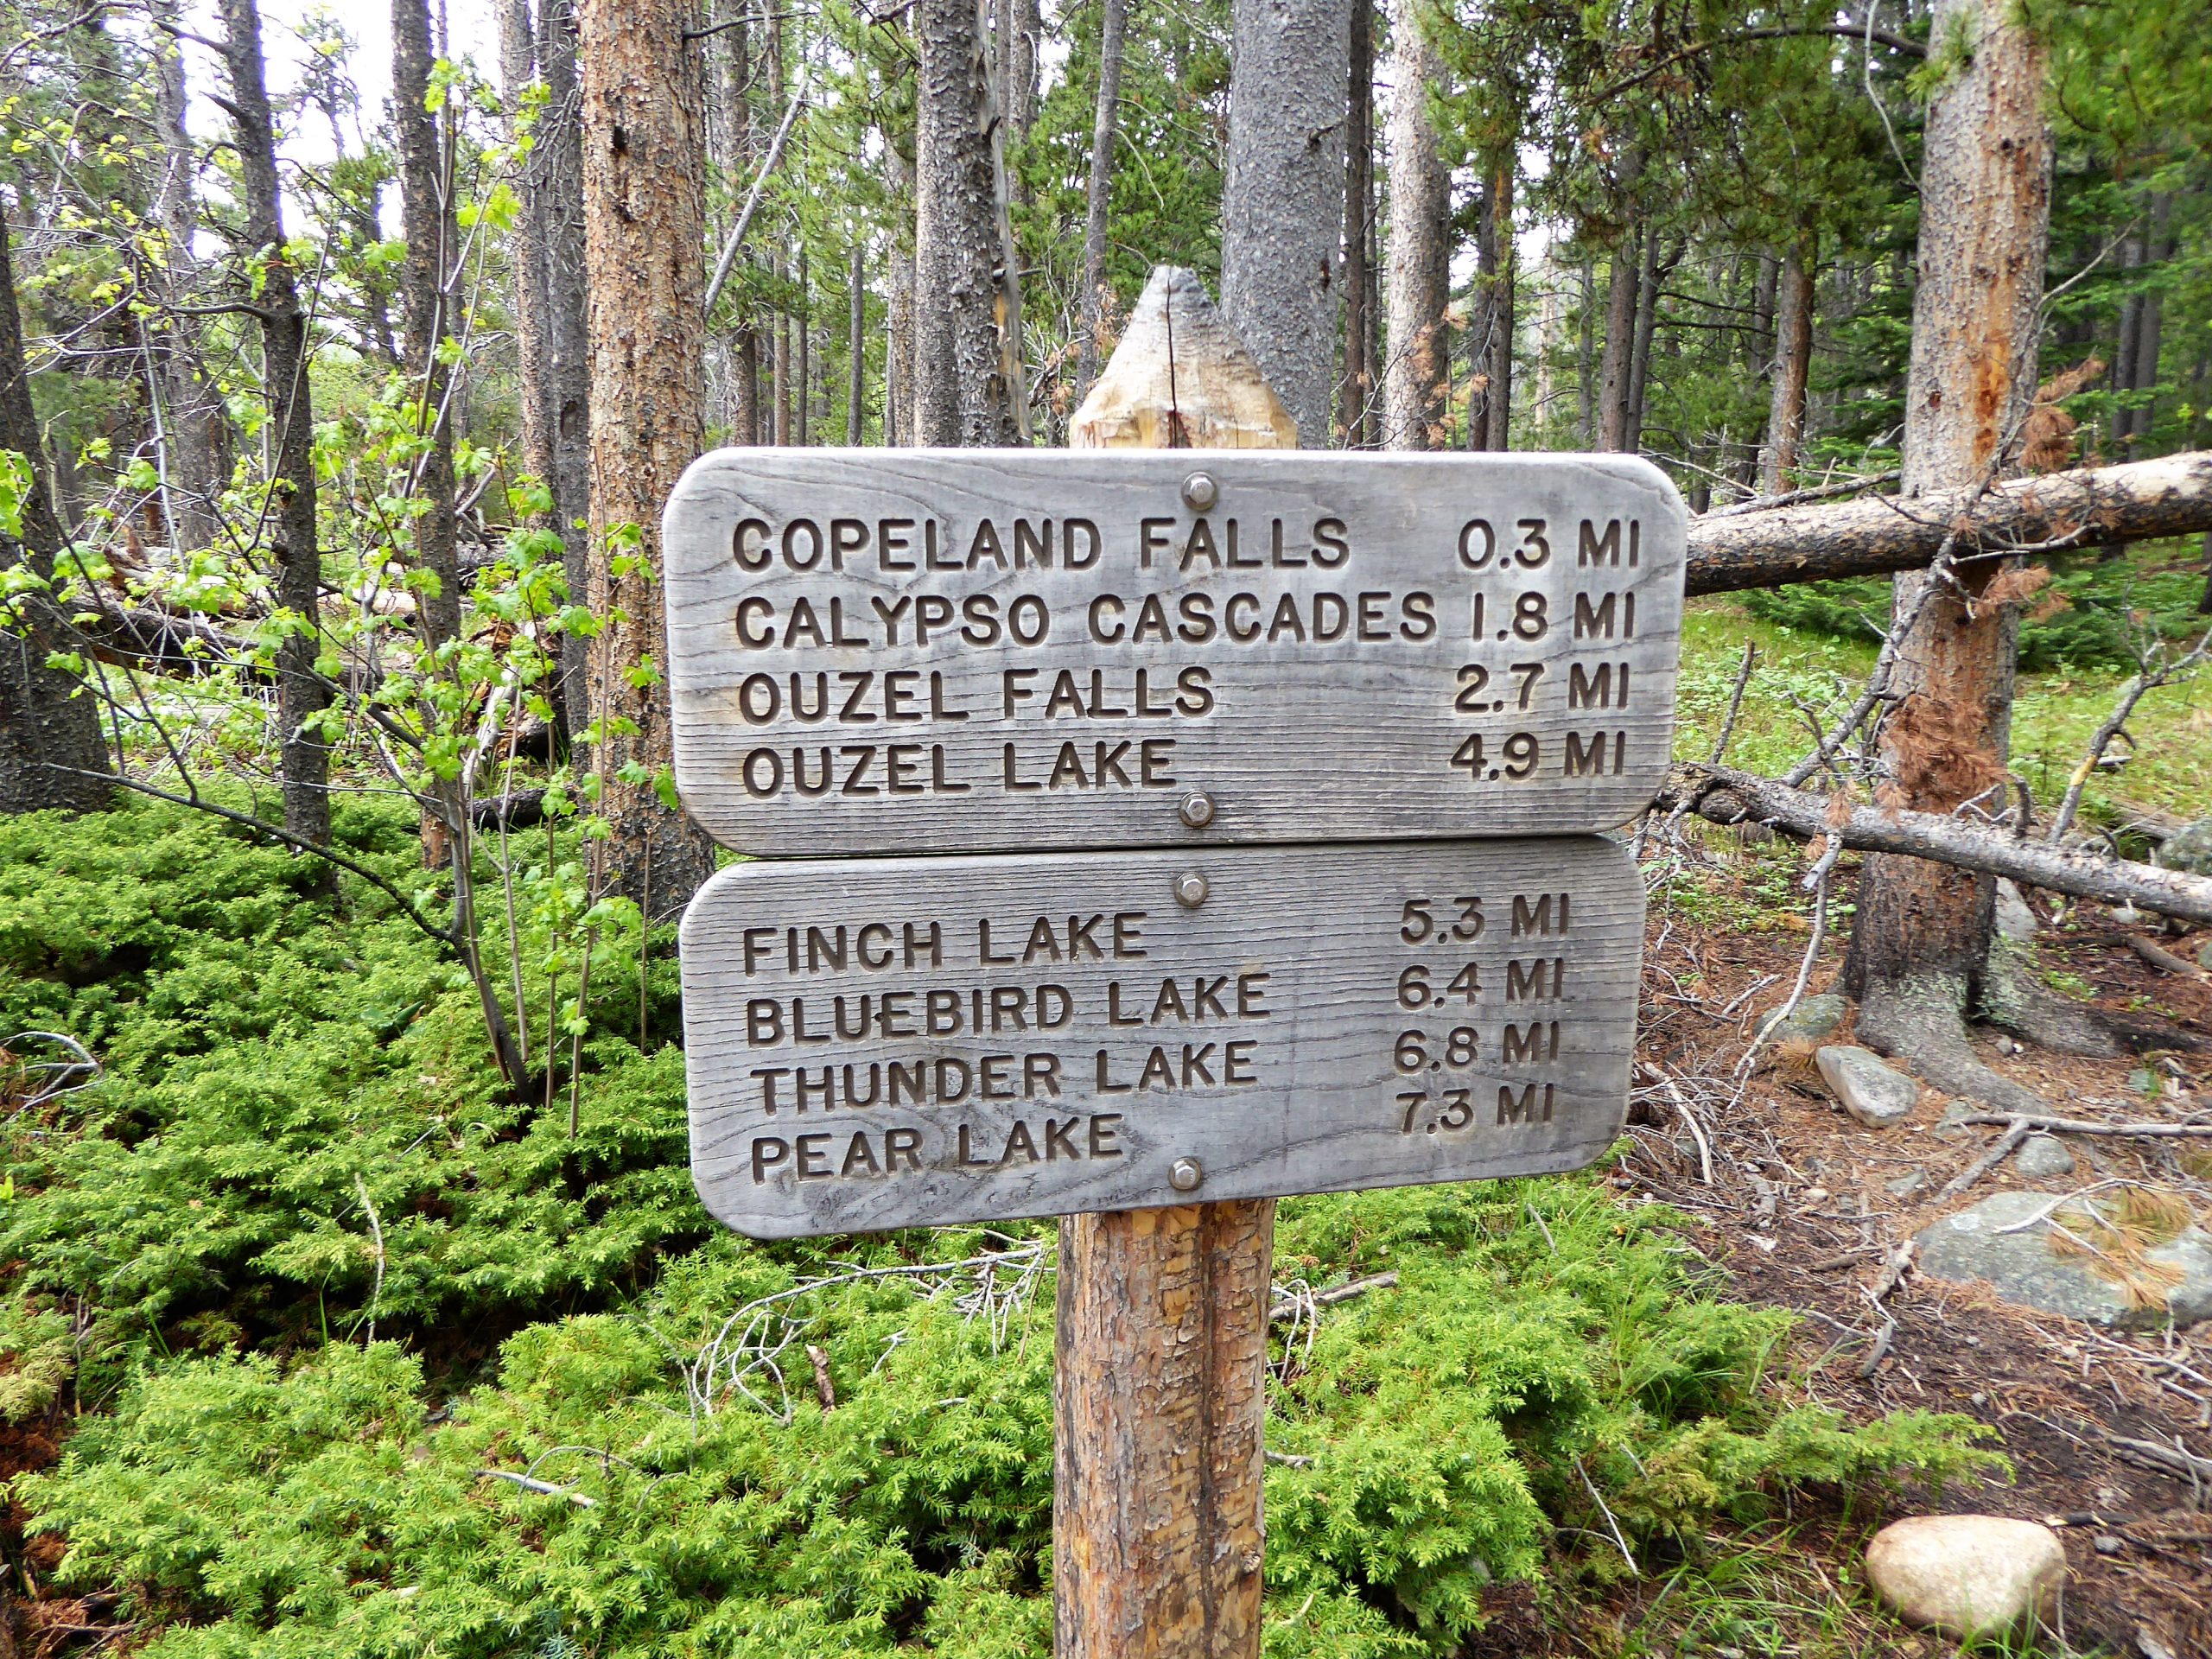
[{"left": 1556, "top": 841, "right": 2212, "bottom": 1659}]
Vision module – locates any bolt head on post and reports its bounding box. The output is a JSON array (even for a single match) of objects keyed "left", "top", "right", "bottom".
[
  {"left": 1179, "top": 791, "right": 1216, "bottom": 830},
  {"left": 1174, "top": 871, "right": 1209, "bottom": 908},
  {"left": 1169, "top": 1157, "right": 1205, "bottom": 1193},
  {"left": 1181, "top": 471, "right": 1219, "bottom": 512}
]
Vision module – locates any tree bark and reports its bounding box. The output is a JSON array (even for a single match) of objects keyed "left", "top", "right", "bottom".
[
  {"left": 1075, "top": 0, "right": 1131, "bottom": 401},
  {"left": 1381, "top": 0, "right": 1449, "bottom": 452},
  {"left": 393, "top": 0, "right": 462, "bottom": 654},
  {"left": 1623, "top": 226, "right": 1661, "bottom": 454},
  {"left": 148, "top": 0, "right": 223, "bottom": 554},
  {"left": 1338, "top": 0, "right": 1372, "bottom": 446},
  {"left": 1468, "top": 159, "right": 1513, "bottom": 451},
  {"left": 504, "top": 0, "right": 594, "bottom": 733},
  {"left": 221, "top": 0, "right": 330, "bottom": 847},
  {"left": 0, "top": 218, "right": 111, "bottom": 813},
  {"left": 847, "top": 237, "right": 866, "bottom": 444},
  {"left": 1222, "top": 0, "right": 1351, "bottom": 447},
  {"left": 576, "top": 0, "right": 720, "bottom": 913},
  {"left": 1058, "top": 266, "right": 1287, "bottom": 1659},
  {"left": 912, "top": 0, "right": 1024, "bottom": 446},
  {"left": 1844, "top": 0, "right": 2054, "bottom": 1090},
  {"left": 886, "top": 141, "right": 915, "bottom": 446},
  {"left": 796, "top": 243, "right": 810, "bottom": 445},
  {"left": 1758, "top": 235, "right": 1814, "bottom": 496},
  {"left": 1660, "top": 761, "right": 2212, "bottom": 925},
  {"left": 1598, "top": 226, "right": 1638, "bottom": 451},
  {"left": 1684, "top": 451, "right": 2212, "bottom": 594},
  {"left": 706, "top": 2, "right": 761, "bottom": 448}
]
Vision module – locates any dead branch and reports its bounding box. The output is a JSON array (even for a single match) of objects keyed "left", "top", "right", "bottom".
[
  {"left": 1936, "top": 1119, "right": 2032, "bottom": 1200},
  {"left": 1954, "top": 1114, "right": 2212, "bottom": 1140},
  {"left": 1659, "top": 761, "right": 2212, "bottom": 924},
  {"left": 1685, "top": 451, "right": 2212, "bottom": 595}
]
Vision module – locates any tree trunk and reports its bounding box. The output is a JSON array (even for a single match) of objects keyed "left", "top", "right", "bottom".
[
  {"left": 1598, "top": 227, "right": 1638, "bottom": 451},
  {"left": 796, "top": 244, "right": 810, "bottom": 445},
  {"left": 1057, "top": 267, "right": 1289, "bottom": 1659},
  {"left": 1221, "top": 0, "right": 1351, "bottom": 447},
  {"left": 912, "top": 0, "right": 1024, "bottom": 446},
  {"left": 505, "top": 0, "right": 594, "bottom": 735},
  {"left": 1075, "top": 0, "right": 1131, "bottom": 401},
  {"left": 1758, "top": 235, "right": 1814, "bottom": 495},
  {"left": 393, "top": 0, "right": 462, "bottom": 655},
  {"left": 539, "top": 0, "right": 594, "bottom": 728},
  {"left": 576, "top": 0, "right": 720, "bottom": 914},
  {"left": 148, "top": 0, "right": 222, "bottom": 554},
  {"left": 1338, "top": 0, "right": 1372, "bottom": 446},
  {"left": 707, "top": 3, "right": 760, "bottom": 448},
  {"left": 886, "top": 142, "right": 915, "bottom": 446},
  {"left": 1381, "top": 0, "right": 1449, "bottom": 452},
  {"left": 0, "top": 218, "right": 111, "bottom": 813},
  {"left": 1740, "top": 250, "right": 1778, "bottom": 486},
  {"left": 221, "top": 0, "right": 329, "bottom": 848},
  {"left": 1685, "top": 451, "right": 2212, "bottom": 594},
  {"left": 847, "top": 238, "right": 866, "bottom": 443},
  {"left": 1469, "top": 159, "right": 1513, "bottom": 451},
  {"left": 1623, "top": 227, "right": 1661, "bottom": 454},
  {"left": 1662, "top": 761, "right": 2212, "bottom": 926},
  {"left": 1844, "top": 0, "right": 2053, "bottom": 1100},
  {"left": 1575, "top": 256, "right": 1595, "bottom": 444}
]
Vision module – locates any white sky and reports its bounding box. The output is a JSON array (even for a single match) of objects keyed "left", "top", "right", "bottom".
[{"left": 175, "top": 0, "right": 505, "bottom": 164}]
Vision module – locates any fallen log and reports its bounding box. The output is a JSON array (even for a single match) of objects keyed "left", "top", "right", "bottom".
[
  {"left": 1657, "top": 760, "right": 2212, "bottom": 924},
  {"left": 1685, "top": 450, "right": 2212, "bottom": 595}
]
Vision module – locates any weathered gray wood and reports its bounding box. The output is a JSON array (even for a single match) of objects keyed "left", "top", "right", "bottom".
[
  {"left": 680, "top": 835, "right": 1643, "bottom": 1237},
  {"left": 662, "top": 448, "right": 1686, "bottom": 855}
]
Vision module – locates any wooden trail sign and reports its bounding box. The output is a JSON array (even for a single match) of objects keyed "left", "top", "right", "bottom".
[
  {"left": 678, "top": 836, "right": 1644, "bottom": 1238},
  {"left": 660, "top": 450, "right": 1686, "bottom": 855},
  {"left": 666, "top": 266, "right": 1676, "bottom": 1659}
]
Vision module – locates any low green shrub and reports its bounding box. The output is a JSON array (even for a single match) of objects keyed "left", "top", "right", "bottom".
[{"left": 3, "top": 799, "right": 2001, "bottom": 1655}]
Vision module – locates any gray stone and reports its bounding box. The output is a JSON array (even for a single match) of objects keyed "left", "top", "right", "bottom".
[
  {"left": 1864, "top": 1515, "right": 2064, "bottom": 1637},
  {"left": 2198, "top": 938, "right": 2212, "bottom": 973},
  {"left": 1915, "top": 1191, "right": 2212, "bottom": 1329},
  {"left": 2158, "top": 817, "right": 2212, "bottom": 878},
  {"left": 2012, "top": 1134, "right": 2077, "bottom": 1181},
  {"left": 2128, "top": 1067, "right": 2160, "bottom": 1097},
  {"left": 1935, "top": 1099, "right": 1980, "bottom": 1138},
  {"left": 1994, "top": 880, "right": 2037, "bottom": 942},
  {"left": 1767, "top": 992, "right": 1847, "bottom": 1043},
  {"left": 1815, "top": 1045, "right": 1922, "bottom": 1128},
  {"left": 1886, "top": 1167, "right": 1930, "bottom": 1199}
]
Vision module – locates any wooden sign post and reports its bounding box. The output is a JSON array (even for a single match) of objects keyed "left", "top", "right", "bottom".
[
  {"left": 662, "top": 266, "right": 1685, "bottom": 1659},
  {"left": 1058, "top": 270, "right": 1305, "bottom": 1659}
]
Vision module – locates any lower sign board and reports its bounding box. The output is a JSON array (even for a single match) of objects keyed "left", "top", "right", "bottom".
[{"left": 680, "top": 836, "right": 1644, "bottom": 1237}]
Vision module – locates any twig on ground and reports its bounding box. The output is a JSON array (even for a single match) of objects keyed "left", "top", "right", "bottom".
[
  {"left": 2047, "top": 625, "right": 2212, "bottom": 844},
  {"left": 1268, "top": 1271, "right": 1397, "bottom": 1324},
  {"left": 476, "top": 1469, "right": 595, "bottom": 1506},
  {"left": 1936, "top": 1119, "right": 2033, "bottom": 1198},
  {"left": 1955, "top": 1114, "right": 2212, "bottom": 1140},
  {"left": 1574, "top": 1456, "right": 1640, "bottom": 1578},
  {"left": 1662, "top": 1076, "right": 1715, "bottom": 1185}
]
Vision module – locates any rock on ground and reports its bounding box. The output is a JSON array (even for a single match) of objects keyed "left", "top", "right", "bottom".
[
  {"left": 1767, "top": 992, "right": 1847, "bottom": 1043},
  {"left": 2012, "top": 1133, "right": 2076, "bottom": 1180},
  {"left": 2159, "top": 817, "right": 2212, "bottom": 877},
  {"left": 1916, "top": 1191, "right": 2212, "bottom": 1329},
  {"left": 1815, "top": 1045, "right": 1920, "bottom": 1128},
  {"left": 1864, "top": 1514, "right": 2065, "bottom": 1637},
  {"left": 1994, "top": 879, "right": 2037, "bottom": 942}
]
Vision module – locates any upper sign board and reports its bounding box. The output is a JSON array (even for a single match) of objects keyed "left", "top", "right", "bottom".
[
  {"left": 664, "top": 449, "right": 1686, "bottom": 855},
  {"left": 681, "top": 836, "right": 1643, "bottom": 1237}
]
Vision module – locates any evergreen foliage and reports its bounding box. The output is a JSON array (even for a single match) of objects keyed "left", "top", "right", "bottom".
[{"left": 3, "top": 800, "right": 1997, "bottom": 1654}]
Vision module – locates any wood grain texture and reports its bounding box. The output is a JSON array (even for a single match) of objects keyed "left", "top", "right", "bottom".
[
  {"left": 677, "top": 836, "right": 1643, "bottom": 1236},
  {"left": 1055, "top": 1198, "right": 1273, "bottom": 1659},
  {"left": 659, "top": 447, "right": 1686, "bottom": 857}
]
